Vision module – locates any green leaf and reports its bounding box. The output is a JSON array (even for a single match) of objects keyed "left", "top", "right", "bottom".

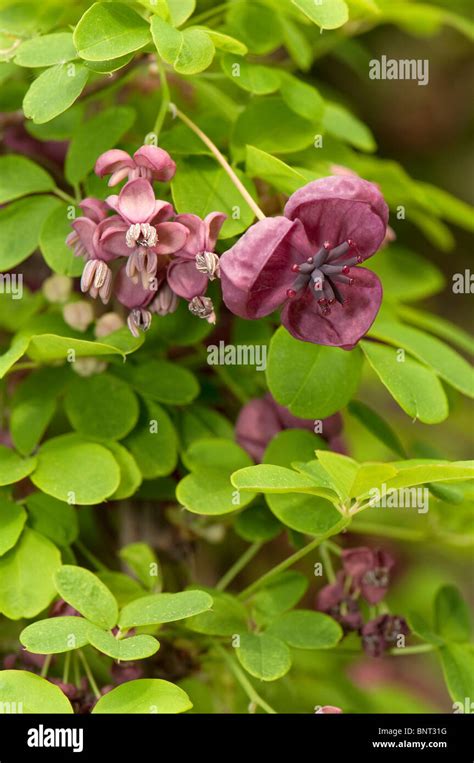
[
  {"left": 236, "top": 632, "right": 291, "bottom": 681},
  {"left": 369, "top": 318, "right": 474, "bottom": 398},
  {"left": 315, "top": 451, "right": 358, "bottom": 500},
  {"left": 267, "top": 610, "right": 343, "bottom": 649},
  {"left": 54, "top": 565, "right": 119, "bottom": 629},
  {"left": 11, "top": 367, "right": 69, "bottom": 455},
  {"left": 74, "top": 2, "right": 150, "bottom": 61},
  {"left": 323, "top": 101, "right": 376, "bottom": 151},
  {"left": 348, "top": 400, "right": 407, "bottom": 458},
  {"left": 384, "top": 461, "right": 474, "bottom": 490},
  {"left": 407, "top": 611, "right": 443, "bottom": 646},
  {"left": 84, "top": 53, "right": 134, "bottom": 73},
  {"left": 395, "top": 305, "right": 474, "bottom": 357},
  {"left": 0, "top": 499, "right": 26, "bottom": 556},
  {"left": 31, "top": 434, "right": 121, "bottom": 505},
  {"left": 20, "top": 616, "right": 90, "bottom": 654},
  {"left": 178, "top": 405, "right": 233, "bottom": 449},
  {"left": 439, "top": 645, "right": 474, "bottom": 704},
  {"left": 151, "top": 17, "right": 215, "bottom": 74},
  {"left": 182, "top": 438, "right": 251, "bottom": 472},
  {"left": 282, "top": 17, "right": 312, "bottom": 70},
  {"left": 264, "top": 428, "right": 328, "bottom": 467},
  {"left": 125, "top": 400, "right": 178, "bottom": 479},
  {"left": 105, "top": 442, "right": 142, "bottom": 501},
  {"left": 266, "top": 492, "right": 343, "bottom": 536},
  {"left": 14, "top": 32, "right": 77, "bottom": 67},
  {"left": 26, "top": 492, "right": 78, "bottom": 548},
  {"left": 434, "top": 585, "right": 471, "bottom": 643},
  {"left": 186, "top": 590, "right": 247, "bottom": 636},
  {"left": 361, "top": 341, "right": 449, "bottom": 424},
  {"left": 167, "top": 0, "right": 196, "bottom": 27},
  {"left": 204, "top": 29, "right": 247, "bottom": 55},
  {"left": 235, "top": 504, "right": 281, "bottom": 542},
  {"left": 0, "top": 195, "right": 60, "bottom": 270},
  {"left": 87, "top": 624, "right": 160, "bottom": 660},
  {"left": 251, "top": 571, "right": 308, "bottom": 618},
  {"left": 23, "top": 63, "right": 89, "bottom": 123},
  {"left": 172, "top": 155, "right": 257, "bottom": 239},
  {"left": 126, "top": 360, "right": 199, "bottom": 405},
  {"left": 96, "top": 571, "right": 145, "bottom": 608},
  {"left": 64, "top": 373, "right": 139, "bottom": 441},
  {"left": 246, "top": 146, "right": 307, "bottom": 195},
  {"left": 226, "top": 2, "right": 283, "bottom": 54},
  {"left": 0, "top": 154, "right": 54, "bottom": 203},
  {"left": 119, "top": 590, "right": 213, "bottom": 629},
  {"left": 119, "top": 542, "right": 161, "bottom": 591},
  {"left": 370, "top": 246, "right": 444, "bottom": 302},
  {"left": 0, "top": 528, "right": 61, "bottom": 619},
  {"left": 40, "top": 205, "right": 84, "bottom": 277},
  {"left": 0, "top": 671, "right": 73, "bottom": 713},
  {"left": 279, "top": 72, "right": 324, "bottom": 122},
  {"left": 0, "top": 445, "right": 36, "bottom": 486},
  {"left": 267, "top": 327, "right": 363, "bottom": 418},
  {"left": 65, "top": 106, "right": 135, "bottom": 185},
  {"left": 92, "top": 679, "right": 192, "bottom": 714},
  {"left": 232, "top": 97, "right": 315, "bottom": 157},
  {"left": 22, "top": 329, "right": 143, "bottom": 363},
  {"left": 292, "top": 0, "right": 349, "bottom": 29},
  {"left": 232, "top": 464, "right": 319, "bottom": 494},
  {"left": 221, "top": 53, "right": 280, "bottom": 94}
]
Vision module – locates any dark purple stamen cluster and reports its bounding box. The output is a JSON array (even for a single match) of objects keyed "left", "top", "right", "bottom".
[{"left": 287, "top": 239, "right": 363, "bottom": 314}]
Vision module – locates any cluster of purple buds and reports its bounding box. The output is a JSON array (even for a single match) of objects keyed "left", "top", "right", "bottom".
[
  {"left": 316, "top": 546, "right": 409, "bottom": 657},
  {"left": 66, "top": 145, "right": 226, "bottom": 337}
]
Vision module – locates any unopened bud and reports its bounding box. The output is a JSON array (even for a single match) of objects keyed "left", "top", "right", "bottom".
[
  {"left": 94, "top": 312, "right": 124, "bottom": 338},
  {"left": 188, "top": 295, "right": 216, "bottom": 325},
  {"left": 72, "top": 358, "right": 107, "bottom": 377},
  {"left": 151, "top": 283, "right": 179, "bottom": 316},
  {"left": 43, "top": 274, "right": 72, "bottom": 304},
  {"left": 63, "top": 301, "right": 94, "bottom": 332}
]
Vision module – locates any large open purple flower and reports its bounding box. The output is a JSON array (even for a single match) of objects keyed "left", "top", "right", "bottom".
[
  {"left": 220, "top": 176, "right": 389, "bottom": 348},
  {"left": 95, "top": 145, "right": 176, "bottom": 186}
]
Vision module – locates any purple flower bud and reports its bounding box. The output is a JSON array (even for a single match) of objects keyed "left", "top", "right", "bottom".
[
  {"left": 188, "top": 295, "right": 216, "bottom": 324},
  {"left": 361, "top": 615, "right": 409, "bottom": 657}
]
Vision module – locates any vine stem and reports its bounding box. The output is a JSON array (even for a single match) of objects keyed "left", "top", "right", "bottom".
[
  {"left": 74, "top": 540, "right": 107, "bottom": 572},
  {"left": 216, "top": 542, "right": 262, "bottom": 591},
  {"left": 389, "top": 644, "right": 435, "bottom": 656},
  {"left": 349, "top": 521, "right": 426, "bottom": 542},
  {"left": 77, "top": 650, "right": 101, "bottom": 700},
  {"left": 319, "top": 542, "right": 336, "bottom": 583},
  {"left": 53, "top": 187, "right": 77, "bottom": 205},
  {"left": 215, "top": 645, "right": 277, "bottom": 714},
  {"left": 238, "top": 519, "right": 349, "bottom": 600},
  {"left": 153, "top": 59, "right": 171, "bottom": 137},
  {"left": 63, "top": 651, "right": 71, "bottom": 685},
  {"left": 170, "top": 105, "right": 267, "bottom": 222},
  {"left": 40, "top": 654, "right": 52, "bottom": 678},
  {"left": 189, "top": 2, "right": 234, "bottom": 26}
]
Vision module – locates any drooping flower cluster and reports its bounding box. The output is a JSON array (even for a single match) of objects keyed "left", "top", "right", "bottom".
[
  {"left": 316, "top": 546, "right": 409, "bottom": 657},
  {"left": 66, "top": 145, "right": 226, "bottom": 337},
  {"left": 235, "top": 392, "right": 345, "bottom": 462},
  {"left": 220, "top": 176, "right": 389, "bottom": 349}
]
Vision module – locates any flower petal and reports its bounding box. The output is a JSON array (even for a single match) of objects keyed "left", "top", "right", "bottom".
[
  {"left": 235, "top": 397, "right": 283, "bottom": 462},
  {"left": 173, "top": 214, "right": 207, "bottom": 257},
  {"left": 220, "top": 217, "right": 312, "bottom": 319},
  {"left": 281, "top": 268, "right": 382, "bottom": 348},
  {"left": 150, "top": 200, "right": 175, "bottom": 225},
  {"left": 285, "top": 176, "right": 389, "bottom": 260},
  {"left": 96, "top": 218, "right": 130, "bottom": 259},
  {"left": 204, "top": 211, "right": 227, "bottom": 251},
  {"left": 70, "top": 217, "right": 97, "bottom": 259},
  {"left": 111, "top": 179, "right": 158, "bottom": 224},
  {"left": 95, "top": 149, "right": 134, "bottom": 178},
  {"left": 167, "top": 259, "right": 208, "bottom": 300},
  {"left": 79, "top": 198, "right": 109, "bottom": 223},
  {"left": 114, "top": 265, "right": 155, "bottom": 309},
  {"left": 154, "top": 222, "right": 189, "bottom": 255},
  {"left": 133, "top": 145, "right": 176, "bottom": 182}
]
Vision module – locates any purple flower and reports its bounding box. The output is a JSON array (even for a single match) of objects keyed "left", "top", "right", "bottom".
[
  {"left": 167, "top": 212, "right": 226, "bottom": 300},
  {"left": 235, "top": 392, "right": 345, "bottom": 462},
  {"left": 316, "top": 572, "right": 363, "bottom": 632},
  {"left": 342, "top": 547, "right": 395, "bottom": 605},
  {"left": 220, "top": 176, "right": 388, "bottom": 349},
  {"left": 114, "top": 264, "right": 156, "bottom": 337},
  {"left": 95, "top": 145, "right": 176, "bottom": 186},
  {"left": 65, "top": 197, "right": 110, "bottom": 259},
  {"left": 361, "top": 615, "right": 409, "bottom": 657}
]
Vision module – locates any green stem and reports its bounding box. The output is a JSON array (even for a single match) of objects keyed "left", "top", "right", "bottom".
[
  {"left": 5, "top": 361, "right": 40, "bottom": 376},
  {"left": 53, "top": 187, "right": 77, "bottom": 205},
  {"left": 153, "top": 59, "right": 171, "bottom": 138},
  {"left": 216, "top": 542, "right": 262, "bottom": 591},
  {"left": 74, "top": 540, "right": 107, "bottom": 572},
  {"left": 73, "top": 653, "right": 81, "bottom": 688},
  {"left": 349, "top": 521, "right": 426, "bottom": 542},
  {"left": 63, "top": 651, "right": 71, "bottom": 685},
  {"left": 40, "top": 654, "right": 52, "bottom": 678},
  {"left": 190, "top": 2, "right": 233, "bottom": 26},
  {"left": 77, "top": 650, "right": 101, "bottom": 700},
  {"left": 238, "top": 520, "right": 349, "bottom": 600},
  {"left": 389, "top": 644, "right": 435, "bottom": 656},
  {"left": 215, "top": 645, "right": 277, "bottom": 714},
  {"left": 212, "top": 364, "right": 250, "bottom": 404},
  {"left": 319, "top": 542, "right": 336, "bottom": 583},
  {"left": 326, "top": 539, "right": 342, "bottom": 556},
  {"left": 171, "top": 105, "right": 266, "bottom": 222}
]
